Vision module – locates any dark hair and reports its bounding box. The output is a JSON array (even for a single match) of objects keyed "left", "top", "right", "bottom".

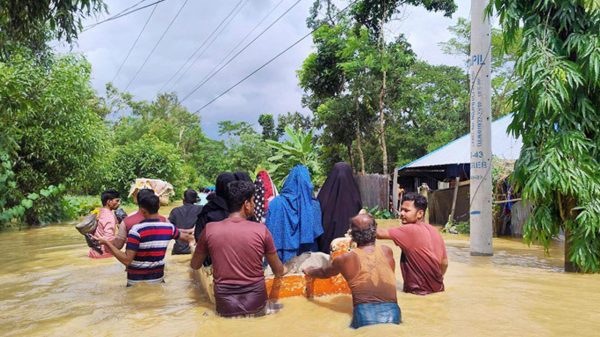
[
  {"left": 101, "top": 189, "right": 120, "bottom": 206},
  {"left": 402, "top": 192, "right": 428, "bottom": 212},
  {"left": 350, "top": 216, "right": 377, "bottom": 246},
  {"left": 138, "top": 194, "right": 160, "bottom": 214},
  {"left": 226, "top": 180, "right": 255, "bottom": 212},
  {"left": 183, "top": 189, "right": 198, "bottom": 204},
  {"left": 137, "top": 189, "right": 155, "bottom": 206}
]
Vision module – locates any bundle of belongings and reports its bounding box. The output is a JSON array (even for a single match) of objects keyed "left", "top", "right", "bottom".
[
  {"left": 128, "top": 178, "right": 175, "bottom": 205},
  {"left": 75, "top": 208, "right": 127, "bottom": 254}
]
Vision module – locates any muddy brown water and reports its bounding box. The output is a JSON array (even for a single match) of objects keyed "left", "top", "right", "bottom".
[{"left": 1, "top": 218, "right": 599, "bottom": 336}]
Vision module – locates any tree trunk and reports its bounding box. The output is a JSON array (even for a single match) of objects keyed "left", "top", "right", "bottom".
[
  {"left": 355, "top": 98, "right": 365, "bottom": 175},
  {"left": 347, "top": 144, "right": 355, "bottom": 172},
  {"left": 378, "top": 15, "right": 388, "bottom": 176},
  {"left": 564, "top": 228, "right": 580, "bottom": 272},
  {"left": 559, "top": 194, "right": 580, "bottom": 273}
]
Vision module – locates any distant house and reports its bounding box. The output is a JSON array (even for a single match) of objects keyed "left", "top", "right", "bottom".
[{"left": 392, "top": 115, "right": 525, "bottom": 231}]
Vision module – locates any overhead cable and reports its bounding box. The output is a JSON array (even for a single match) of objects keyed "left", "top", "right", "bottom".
[
  {"left": 191, "top": 0, "right": 358, "bottom": 113},
  {"left": 112, "top": 2, "right": 159, "bottom": 83},
  {"left": 125, "top": 0, "right": 191, "bottom": 91},
  {"left": 159, "top": 0, "right": 246, "bottom": 92},
  {"left": 83, "top": 0, "right": 166, "bottom": 31},
  {"left": 180, "top": 0, "right": 303, "bottom": 103},
  {"left": 172, "top": 0, "right": 285, "bottom": 94}
]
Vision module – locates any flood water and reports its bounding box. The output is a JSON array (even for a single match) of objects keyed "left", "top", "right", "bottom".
[{"left": 1, "top": 219, "right": 599, "bottom": 337}]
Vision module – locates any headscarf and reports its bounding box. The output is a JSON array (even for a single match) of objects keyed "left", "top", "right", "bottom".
[
  {"left": 233, "top": 171, "right": 252, "bottom": 182},
  {"left": 258, "top": 170, "right": 277, "bottom": 210},
  {"left": 317, "top": 162, "right": 362, "bottom": 253},
  {"left": 195, "top": 172, "right": 236, "bottom": 241},
  {"left": 265, "top": 165, "right": 323, "bottom": 263},
  {"left": 254, "top": 170, "right": 277, "bottom": 223}
]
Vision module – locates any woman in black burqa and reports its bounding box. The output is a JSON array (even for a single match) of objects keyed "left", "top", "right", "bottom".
[
  {"left": 194, "top": 172, "right": 236, "bottom": 242},
  {"left": 317, "top": 162, "right": 363, "bottom": 254}
]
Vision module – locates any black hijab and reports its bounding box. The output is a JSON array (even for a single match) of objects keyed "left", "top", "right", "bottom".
[
  {"left": 233, "top": 171, "right": 252, "bottom": 182},
  {"left": 195, "top": 172, "right": 236, "bottom": 240},
  {"left": 317, "top": 162, "right": 362, "bottom": 253}
]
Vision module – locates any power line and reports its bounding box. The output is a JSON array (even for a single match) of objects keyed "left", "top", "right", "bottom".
[
  {"left": 180, "top": 0, "right": 303, "bottom": 103},
  {"left": 159, "top": 0, "right": 246, "bottom": 93},
  {"left": 112, "top": 2, "right": 159, "bottom": 83},
  {"left": 171, "top": 0, "right": 285, "bottom": 94},
  {"left": 191, "top": 0, "right": 358, "bottom": 113},
  {"left": 83, "top": 0, "right": 166, "bottom": 31},
  {"left": 166, "top": 0, "right": 248, "bottom": 92},
  {"left": 125, "top": 0, "right": 191, "bottom": 91}
]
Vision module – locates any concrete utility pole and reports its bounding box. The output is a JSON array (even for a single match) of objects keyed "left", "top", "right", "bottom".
[{"left": 469, "top": 0, "right": 493, "bottom": 256}]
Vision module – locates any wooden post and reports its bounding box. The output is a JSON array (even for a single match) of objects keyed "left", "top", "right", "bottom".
[
  {"left": 392, "top": 168, "right": 399, "bottom": 215},
  {"left": 448, "top": 176, "right": 461, "bottom": 227},
  {"left": 419, "top": 183, "right": 430, "bottom": 224}
]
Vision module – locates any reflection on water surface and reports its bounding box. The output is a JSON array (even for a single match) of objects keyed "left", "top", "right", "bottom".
[{"left": 1, "top": 222, "right": 599, "bottom": 337}]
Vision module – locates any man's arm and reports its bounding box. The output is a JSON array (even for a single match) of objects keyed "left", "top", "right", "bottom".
[
  {"left": 95, "top": 236, "right": 135, "bottom": 266},
  {"left": 190, "top": 230, "right": 208, "bottom": 270},
  {"left": 441, "top": 257, "right": 448, "bottom": 275},
  {"left": 110, "top": 221, "right": 127, "bottom": 249},
  {"left": 265, "top": 252, "right": 287, "bottom": 278},
  {"left": 190, "top": 249, "right": 207, "bottom": 270},
  {"left": 303, "top": 257, "right": 343, "bottom": 279},
  {"left": 377, "top": 228, "right": 393, "bottom": 240}
]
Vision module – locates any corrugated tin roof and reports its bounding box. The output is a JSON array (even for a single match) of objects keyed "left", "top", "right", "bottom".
[{"left": 398, "top": 114, "right": 523, "bottom": 170}]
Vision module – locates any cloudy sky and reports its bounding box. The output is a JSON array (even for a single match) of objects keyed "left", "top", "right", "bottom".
[{"left": 62, "top": 0, "right": 472, "bottom": 138}]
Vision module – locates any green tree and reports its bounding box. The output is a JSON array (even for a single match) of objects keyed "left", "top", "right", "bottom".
[
  {"left": 438, "top": 17, "right": 520, "bottom": 117},
  {"left": 0, "top": 0, "right": 106, "bottom": 57},
  {"left": 276, "top": 112, "right": 314, "bottom": 139},
  {"left": 258, "top": 114, "right": 277, "bottom": 140},
  {"left": 491, "top": 0, "right": 600, "bottom": 272},
  {"left": 107, "top": 135, "right": 183, "bottom": 197},
  {"left": 0, "top": 52, "right": 108, "bottom": 224},
  {"left": 349, "top": 0, "right": 456, "bottom": 175},
  {"left": 267, "top": 127, "right": 322, "bottom": 187},
  {"left": 390, "top": 61, "right": 469, "bottom": 166}
]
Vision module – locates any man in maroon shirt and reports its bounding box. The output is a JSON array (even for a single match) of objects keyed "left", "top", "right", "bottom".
[
  {"left": 111, "top": 189, "right": 168, "bottom": 249},
  {"left": 377, "top": 192, "right": 448, "bottom": 295},
  {"left": 191, "top": 180, "right": 286, "bottom": 317}
]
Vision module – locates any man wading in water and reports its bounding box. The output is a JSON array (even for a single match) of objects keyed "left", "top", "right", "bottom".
[
  {"left": 377, "top": 192, "right": 448, "bottom": 295},
  {"left": 191, "top": 180, "right": 287, "bottom": 317},
  {"left": 95, "top": 194, "right": 192, "bottom": 286},
  {"left": 303, "top": 214, "right": 401, "bottom": 329}
]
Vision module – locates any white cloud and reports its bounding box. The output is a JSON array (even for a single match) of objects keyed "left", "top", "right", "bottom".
[{"left": 66, "top": 0, "right": 474, "bottom": 138}]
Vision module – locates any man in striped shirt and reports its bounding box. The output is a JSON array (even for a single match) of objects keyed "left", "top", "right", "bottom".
[{"left": 96, "top": 194, "right": 192, "bottom": 286}]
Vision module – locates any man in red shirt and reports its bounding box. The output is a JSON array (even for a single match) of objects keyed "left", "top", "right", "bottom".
[
  {"left": 191, "top": 180, "right": 286, "bottom": 317},
  {"left": 377, "top": 192, "right": 448, "bottom": 295}
]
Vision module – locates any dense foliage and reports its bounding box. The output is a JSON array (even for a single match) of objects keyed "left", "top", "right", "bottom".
[
  {"left": 491, "top": 0, "right": 600, "bottom": 272},
  {"left": 0, "top": 51, "right": 107, "bottom": 224}
]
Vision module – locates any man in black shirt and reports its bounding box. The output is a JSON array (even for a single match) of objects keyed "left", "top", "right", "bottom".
[{"left": 169, "top": 189, "right": 203, "bottom": 254}]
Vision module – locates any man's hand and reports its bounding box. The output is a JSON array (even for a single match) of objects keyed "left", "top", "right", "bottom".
[
  {"left": 92, "top": 235, "right": 108, "bottom": 246},
  {"left": 179, "top": 230, "right": 194, "bottom": 243},
  {"left": 302, "top": 266, "right": 318, "bottom": 277}
]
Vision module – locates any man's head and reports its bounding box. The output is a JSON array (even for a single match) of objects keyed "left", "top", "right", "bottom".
[
  {"left": 137, "top": 189, "right": 155, "bottom": 207},
  {"left": 101, "top": 189, "right": 120, "bottom": 210},
  {"left": 400, "top": 192, "right": 428, "bottom": 224},
  {"left": 350, "top": 214, "right": 377, "bottom": 247},
  {"left": 183, "top": 189, "right": 199, "bottom": 204},
  {"left": 138, "top": 194, "right": 160, "bottom": 218},
  {"left": 226, "top": 180, "right": 255, "bottom": 218}
]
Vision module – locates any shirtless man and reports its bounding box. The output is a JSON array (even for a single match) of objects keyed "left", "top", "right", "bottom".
[{"left": 303, "top": 214, "right": 401, "bottom": 329}]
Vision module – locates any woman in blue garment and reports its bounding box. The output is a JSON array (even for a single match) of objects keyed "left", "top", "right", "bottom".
[{"left": 265, "top": 165, "right": 323, "bottom": 263}]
